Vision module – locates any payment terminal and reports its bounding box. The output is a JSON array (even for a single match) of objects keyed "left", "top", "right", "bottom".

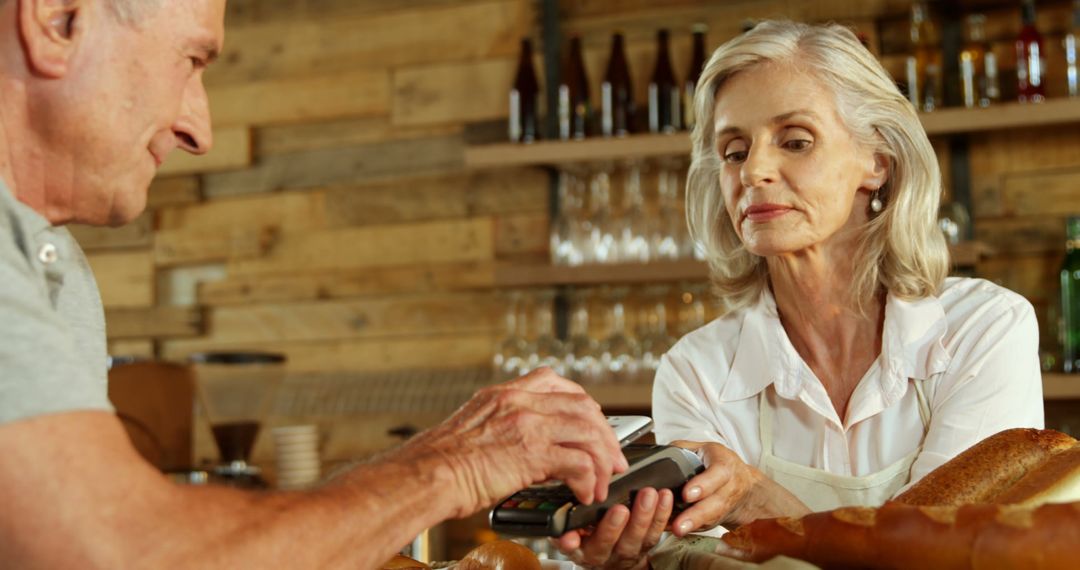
[{"left": 489, "top": 445, "right": 705, "bottom": 537}]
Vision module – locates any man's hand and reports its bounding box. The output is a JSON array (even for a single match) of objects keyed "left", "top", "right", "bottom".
[{"left": 409, "top": 368, "right": 629, "bottom": 518}]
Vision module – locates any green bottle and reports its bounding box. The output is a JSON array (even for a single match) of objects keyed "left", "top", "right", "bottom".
[{"left": 1062, "top": 217, "right": 1080, "bottom": 372}]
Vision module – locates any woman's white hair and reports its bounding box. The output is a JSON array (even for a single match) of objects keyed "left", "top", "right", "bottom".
[{"left": 686, "top": 20, "right": 949, "bottom": 316}]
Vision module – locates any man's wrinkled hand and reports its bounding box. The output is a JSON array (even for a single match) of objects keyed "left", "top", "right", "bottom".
[{"left": 418, "top": 368, "right": 629, "bottom": 518}]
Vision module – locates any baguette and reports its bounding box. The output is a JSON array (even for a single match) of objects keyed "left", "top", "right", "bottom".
[
  {"left": 894, "top": 428, "right": 1076, "bottom": 506},
  {"left": 720, "top": 501, "right": 1080, "bottom": 569}
]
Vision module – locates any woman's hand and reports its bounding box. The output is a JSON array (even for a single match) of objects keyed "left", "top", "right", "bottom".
[
  {"left": 669, "top": 440, "right": 811, "bottom": 535},
  {"left": 554, "top": 487, "right": 674, "bottom": 569}
]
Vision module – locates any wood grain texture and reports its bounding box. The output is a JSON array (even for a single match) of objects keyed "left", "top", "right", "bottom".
[
  {"left": 176, "top": 292, "right": 501, "bottom": 346},
  {"left": 208, "top": 70, "right": 390, "bottom": 127},
  {"left": 162, "top": 333, "right": 495, "bottom": 373},
  {"left": 147, "top": 176, "right": 201, "bottom": 209},
  {"left": 105, "top": 307, "right": 205, "bottom": 339},
  {"left": 202, "top": 134, "right": 464, "bottom": 197},
  {"left": 209, "top": 0, "right": 532, "bottom": 85},
  {"left": 225, "top": 217, "right": 495, "bottom": 275},
  {"left": 86, "top": 251, "right": 154, "bottom": 308},
  {"left": 197, "top": 262, "right": 496, "bottom": 306}
]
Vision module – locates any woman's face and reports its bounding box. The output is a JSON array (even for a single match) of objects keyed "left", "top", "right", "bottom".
[{"left": 712, "top": 63, "right": 886, "bottom": 258}]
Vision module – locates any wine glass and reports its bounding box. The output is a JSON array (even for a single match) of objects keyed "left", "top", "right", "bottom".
[
  {"left": 566, "top": 288, "right": 606, "bottom": 384},
  {"left": 601, "top": 286, "right": 641, "bottom": 383},
  {"left": 492, "top": 290, "right": 531, "bottom": 381},
  {"left": 530, "top": 288, "right": 568, "bottom": 376}
]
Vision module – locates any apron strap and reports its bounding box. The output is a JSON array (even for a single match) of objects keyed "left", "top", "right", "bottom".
[
  {"left": 758, "top": 388, "right": 775, "bottom": 457},
  {"left": 912, "top": 379, "right": 931, "bottom": 431}
]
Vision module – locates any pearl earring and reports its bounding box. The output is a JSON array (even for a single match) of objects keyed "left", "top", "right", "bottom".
[{"left": 870, "top": 189, "right": 883, "bottom": 213}]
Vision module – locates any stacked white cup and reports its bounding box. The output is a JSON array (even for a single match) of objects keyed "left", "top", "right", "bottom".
[{"left": 272, "top": 424, "right": 321, "bottom": 490}]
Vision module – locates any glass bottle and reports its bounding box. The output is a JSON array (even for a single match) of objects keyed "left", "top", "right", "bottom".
[
  {"left": 906, "top": 3, "right": 942, "bottom": 112},
  {"left": 1016, "top": 0, "right": 1046, "bottom": 104},
  {"left": 509, "top": 39, "right": 540, "bottom": 143},
  {"left": 601, "top": 33, "right": 635, "bottom": 137},
  {"left": 1061, "top": 218, "right": 1080, "bottom": 373},
  {"left": 1066, "top": 0, "right": 1080, "bottom": 97},
  {"left": 616, "top": 162, "right": 651, "bottom": 263},
  {"left": 492, "top": 291, "right": 531, "bottom": 380},
  {"left": 648, "top": 29, "right": 680, "bottom": 134},
  {"left": 960, "top": 15, "right": 990, "bottom": 108},
  {"left": 566, "top": 289, "right": 605, "bottom": 384},
  {"left": 530, "top": 289, "right": 568, "bottom": 376},
  {"left": 684, "top": 24, "right": 707, "bottom": 131},
  {"left": 559, "top": 36, "right": 592, "bottom": 140}
]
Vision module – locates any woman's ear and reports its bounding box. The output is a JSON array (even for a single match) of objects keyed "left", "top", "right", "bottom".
[
  {"left": 862, "top": 152, "right": 889, "bottom": 192},
  {"left": 18, "top": 0, "right": 85, "bottom": 79}
]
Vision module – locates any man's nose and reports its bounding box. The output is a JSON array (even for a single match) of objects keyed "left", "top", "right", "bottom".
[{"left": 173, "top": 77, "right": 213, "bottom": 155}]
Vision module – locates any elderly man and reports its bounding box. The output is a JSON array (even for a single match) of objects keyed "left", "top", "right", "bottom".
[{"left": 0, "top": 0, "right": 627, "bottom": 566}]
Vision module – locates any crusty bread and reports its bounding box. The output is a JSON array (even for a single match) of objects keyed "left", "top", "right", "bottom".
[
  {"left": 895, "top": 428, "right": 1077, "bottom": 506},
  {"left": 380, "top": 554, "right": 430, "bottom": 569},
  {"left": 719, "top": 428, "right": 1080, "bottom": 569},
  {"left": 721, "top": 501, "right": 1080, "bottom": 569},
  {"left": 457, "top": 540, "right": 541, "bottom": 570},
  {"left": 993, "top": 444, "right": 1080, "bottom": 507}
]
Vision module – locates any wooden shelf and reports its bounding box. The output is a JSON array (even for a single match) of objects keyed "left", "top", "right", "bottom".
[
  {"left": 466, "top": 99, "right": 1080, "bottom": 168},
  {"left": 465, "top": 132, "right": 690, "bottom": 169},
  {"left": 1043, "top": 374, "right": 1080, "bottom": 400},
  {"left": 493, "top": 242, "right": 989, "bottom": 287},
  {"left": 587, "top": 375, "right": 1080, "bottom": 410},
  {"left": 920, "top": 98, "right": 1080, "bottom": 136}
]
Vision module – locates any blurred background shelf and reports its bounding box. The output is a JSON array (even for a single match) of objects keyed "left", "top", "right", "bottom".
[
  {"left": 465, "top": 99, "right": 1080, "bottom": 169},
  {"left": 1043, "top": 374, "right": 1080, "bottom": 400},
  {"left": 921, "top": 98, "right": 1080, "bottom": 136},
  {"left": 493, "top": 242, "right": 991, "bottom": 288},
  {"left": 587, "top": 375, "right": 1080, "bottom": 411}
]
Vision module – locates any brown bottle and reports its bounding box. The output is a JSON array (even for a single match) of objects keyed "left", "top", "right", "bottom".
[
  {"left": 601, "top": 33, "right": 635, "bottom": 137},
  {"left": 509, "top": 38, "right": 540, "bottom": 143},
  {"left": 649, "top": 29, "right": 680, "bottom": 134},
  {"left": 684, "top": 24, "right": 707, "bottom": 130},
  {"left": 559, "top": 36, "right": 591, "bottom": 140}
]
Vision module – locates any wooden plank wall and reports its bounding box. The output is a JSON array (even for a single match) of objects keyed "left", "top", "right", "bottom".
[{"left": 71, "top": 0, "right": 1080, "bottom": 466}]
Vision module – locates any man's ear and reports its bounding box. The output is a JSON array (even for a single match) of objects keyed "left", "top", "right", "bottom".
[{"left": 18, "top": 0, "right": 84, "bottom": 78}]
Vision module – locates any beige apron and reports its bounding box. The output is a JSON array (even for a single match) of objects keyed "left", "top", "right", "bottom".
[{"left": 757, "top": 382, "right": 931, "bottom": 512}]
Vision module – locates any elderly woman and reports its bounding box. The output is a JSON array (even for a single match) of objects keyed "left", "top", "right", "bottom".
[{"left": 556, "top": 20, "right": 1042, "bottom": 569}]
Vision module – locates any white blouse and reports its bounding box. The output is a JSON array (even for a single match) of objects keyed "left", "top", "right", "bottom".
[{"left": 653, "top": 277, "right": 1043, "bottom": 495}]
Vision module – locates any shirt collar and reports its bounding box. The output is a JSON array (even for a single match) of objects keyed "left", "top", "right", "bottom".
[{"left": 719, "top": 287, "right": 952, "bottom": 403}]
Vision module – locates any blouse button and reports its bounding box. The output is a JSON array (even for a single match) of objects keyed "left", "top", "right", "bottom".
[{"left": 38, "top": 243, "right": 58, "bottom": 264}]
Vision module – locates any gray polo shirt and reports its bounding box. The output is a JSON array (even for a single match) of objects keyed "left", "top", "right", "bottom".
[{"left": 0, "top": 180, "right": 113, "bottom": 424}]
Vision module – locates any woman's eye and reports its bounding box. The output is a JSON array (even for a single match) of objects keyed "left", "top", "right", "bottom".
[
  {"left": 783, "top": 139, "right": 811, "bottom": 151},
  {"left": 724, "top": 150, "right": 748, "bottom": 163}
]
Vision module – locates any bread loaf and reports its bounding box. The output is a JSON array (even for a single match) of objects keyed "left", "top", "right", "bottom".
[
  {"left": 457, "top": 540, "right": 541, "bottom": 570},
  {"left": 719, "top": 428, "right": 1080, "bottom": 568},
  {"left": 380, "top": 554, "right": 430, "bottom": 569},
  {"left": 720, "top": 501, "right": 1080, "bottom": 569},
  {"left": 895, "top": 428, "right": 1076, "bottom": 506}
]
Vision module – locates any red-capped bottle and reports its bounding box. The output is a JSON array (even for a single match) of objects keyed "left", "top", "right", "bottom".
[
  {"left": 1016, "top": 0, "right": 1046, "bottom": 103},
  {"left": 684, "top": 24, "right": 707, "bottom": 130},
  {"left": 558, "top": 36, "right": 591, "bottom": 140},
  {"left": 601, "top": 33, "right": 635, "bottom": 137},
  {"left": 648, "top": 29, "right": 680, "bottom": 134},
  {"left": 509, "top": 38, "right": 541, "bottom": 143}
]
